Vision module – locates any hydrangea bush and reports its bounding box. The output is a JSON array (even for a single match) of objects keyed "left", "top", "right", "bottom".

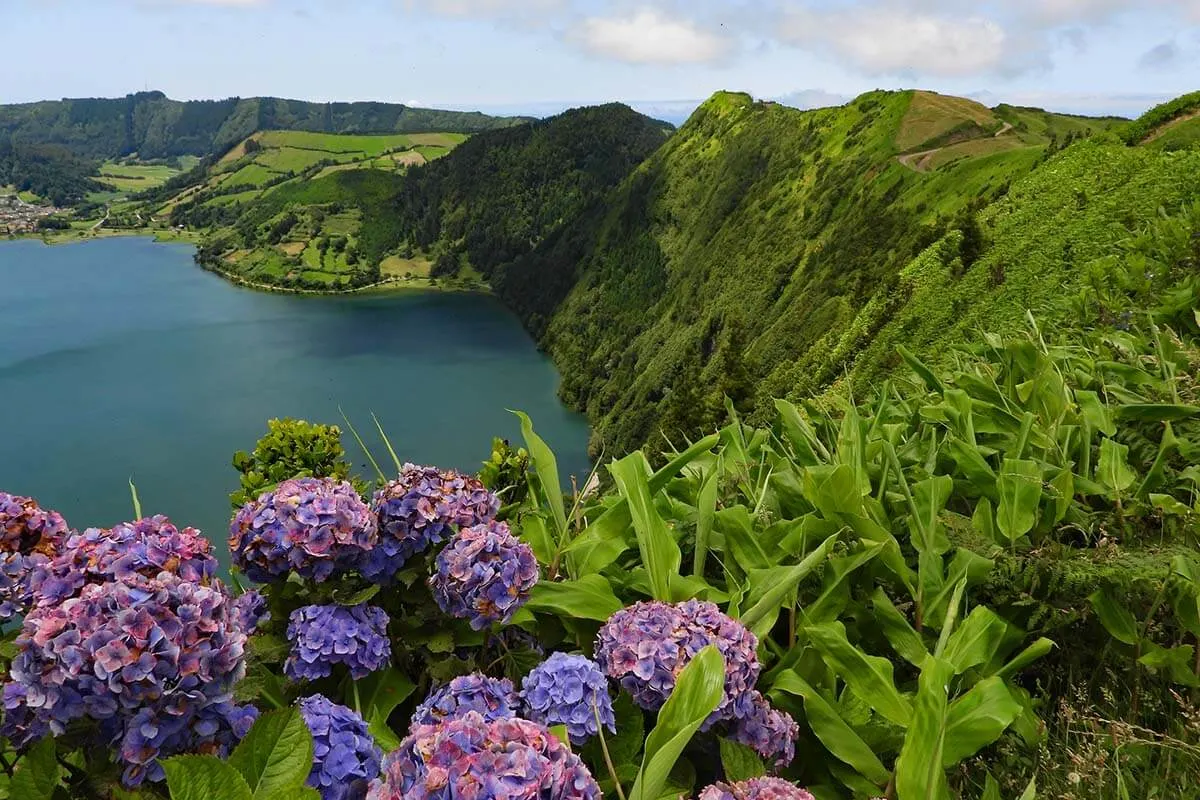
[
  {"left": 0, "top": 492, "right": 68, "bottom": 620},
  {"left": 520, "top": 652, "right": 615, "bottom": 744},
  {"left": 410, "top": 672, "right": 520, "bottom": 728},
  {"left": 299, "top": 694, "right": 383, "bottom": 800},
  {"left": 286, "top": 603, "right": 393, "bottom": 681},
  {"left": 727, "top": 691, "right": 799, "bottom": 771},
  {"left": 699, "top": 777, "right": 816, "bottom": 800},
  {"left": 366, "top": 711, "right": 602, "bottom": 800},
  {"left": 430, "top": 520, "right": 538, "bottom": 629}
]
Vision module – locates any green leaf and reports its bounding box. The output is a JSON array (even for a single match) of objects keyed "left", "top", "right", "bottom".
[
  {"left": 942, "top": 678, "right": 1021, "bottom": 766},
  {"left": 229, "top": 708, "right": 314, "bottom": 798},
  {"left": 982, "top": 774, "right": 1001, "bottom": 800},
  {"left": 1018, "top": 776, "right": 1037, "bottom": 800},
  {"left": 693, "top": 466, "right": 719, "bottom": 576},
  {"left": 518, "top": 515, "right": 556, "bottom": 565},
  {"left": 10, "top": 738, "right": 60, "bottom": 800},
  {"left": 908, "top": 476, "right": 953, "bottom": 556},
  {"left": 894, "top": 657, "right": 955, "bottom": 800},
  {"left": 994, "top": 637, "right": 1055, "bottom": 680},
  {"left": 873, "top": 589, "right": 928, "bottom": 666},
  {"left": 513, "top": 411, "right": 568, "bottom": 540},
  {"left": 163, "top": 755, "right": 254, "bottom": 800},
  {"left": 526, "top": 575, "right": 624, "bottom": 620},
  {"left": 741, "top": 533, "right": 839, "bottom": 635},
  {"left": 941, "top": 607, "right": 1009, "bottom": 675},
  {"left": 719, "top": 739, "right": 766, "bottom": 782},
  {"left": 898, "top": 344, "right": 944, "bottom": 394},
  {"left": 332, "top": 583, "right": 380, "bottom": 606},
  {"left": 358, "top": 667, "right": 417, "bottom": 723},
  {"left": 1114, "top": 404, "right": 1200, "bottom": 422},
  {"left": 631, "top": 646, "right": 725, "bottom": 800},
  {"left": 771, "top": 670, "right": 891, "bottom": 786},
  {"left": 611, "top": 452, "right": 681, "bottom": 602},
  {"left": 1088, "top": 590, "right": 1139, "bottom": 646},
  {"left": 805, "top": 621, "right": 912, "bottom": 727},
  {"left": 1097, "top": 438, "right": 1136, "bottom": 493},
  {"left": 996, "top": 459, "right": 1042, "bottom": 542},
  {"left": 368, "top": 711, "right": 402, "bottom": 752},
  {"left": 1138, "top": 643, "right": 1200, "bottom": 686},
  {"left": 549, "top": 725, "right": 572, "bottom": 748},
  {"left": 1075, "top": 390, "right": 1116, "bottom": 436}
]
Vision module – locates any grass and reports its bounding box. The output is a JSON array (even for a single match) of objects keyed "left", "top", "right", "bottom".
[
  {"left": 923, "top": 135, "right": 1030, "bottom": 170},
  {"left": 225, "top": 163, "right": 285, "bottom": 188},
  {"left": 894, "top": 90, "right": 999, "bottom": 151},
  {"left": 1145, "top": 116, "right": 1200, "bottom": 150},
  {"left": 255, "top": 130, "right": 414, "bottom": 156},
  {"left": 322, "top": 212, "right": 360, "bottom": 235},
  {"left": 203, "top": 189, "right": 263, "bottom": 208},
  {"left": 96, "top": 162, "right": 181, "bottom": 192}
]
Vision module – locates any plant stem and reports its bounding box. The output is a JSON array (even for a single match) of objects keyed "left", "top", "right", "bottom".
[
  {"left": 594, "top": 700, "right": 627, "bottom": 800},
  {"left": 353, "top": 679, "right": 363, "bottom": 716}
]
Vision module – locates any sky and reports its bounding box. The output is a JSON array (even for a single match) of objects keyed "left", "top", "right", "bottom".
[{"left": 1, "top": 0, "right": 1198, "bottom": 120}]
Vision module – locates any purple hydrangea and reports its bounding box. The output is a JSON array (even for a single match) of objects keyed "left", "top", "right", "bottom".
[
  {"left": 727, "top": 691, "right": 798, "bottom": 771},
  {"left": 232, "top": 589, "right": 271, "bottom": 635},
  {"left": 520, "top": 653, "right": 615, "bottom": 745},
  {"left": 230, "top": 478, "right": 378, "bottom": 583},
  {"left": 594, "top": 599, "right": 760, "bottom": 726},
  {"left": 299, "top": 694, "right": 383, "bottom": 800},
  {"left": 429, "top": 521, "right": 537, "bottom": 630},
  {"left": 27, "top": 516, "right": 218, "bottom": 608},
  {"left": 1, "top": 573, "right": 253, "bottom": 786},
  {"left": 286, "top": 604, "right": 392, "bottom": 681},
  {"left": 363, "top": 465, "right": 499, "bottom": 583},
  {"left": 0, "top": 492, "right": 68, "bottom": 620},
  {"left": 699, "top": 778, "right": 816, "bottom": 800},
  {"left": 410, "top": 673, "right": 519, "bottom": 729},
  {"left": 366, "top": 711, "right": 601, "bottom": 800}
]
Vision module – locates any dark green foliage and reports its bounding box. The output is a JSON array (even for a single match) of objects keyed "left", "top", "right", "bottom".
[
  {"left": 0, "top": 135, "right": 101, "bottom": 205},
  {"left": 1122, "top": 89, "right": 1200, "bottom": 144},
  {"left": 229, "top": 418, "right": 356, "bottom": 508}
]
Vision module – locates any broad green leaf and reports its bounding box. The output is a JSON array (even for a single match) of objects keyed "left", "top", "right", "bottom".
[
  {"left": 1018, "top": 776, "right": 1037, "bottom": 800},
  {"left": 873, "top": 589, "right": 928, "bottom": 666},
  {"left": 10, "top": 738, "right": 60, "bottom": 800},
  {"left": 717, "top": 506, "right": 774, "bottom": 571},
  {"left": 803, "top": 544, "right": 884, "bottom": 625},
  {"left": 357, "top": 667, "right": 417, "bottom": 723},
  {"left": 525, "top": 575, "right": 624, "bottom": 621},
  {"left": 1088, "top": 590, "right": 1139, "bottom": 646},
  {"left": 894, "top": 657, "right": 955, "bottom": 800},
  {"left": 741, "top": 534, "right": 839, "bottom": 634},
  {"left": 771, "top": 670, "right": 891, "bottom": 786},
  {"left": 994, "top": 638, "right": 1055, "bottom": 680},
  {"left": 996, "top": 459, "right": 1042, "bottom": 542},
  {"left": 163, "top": 755, "right": 254, "bottom": 800},
  {"left": 1097, "top": 438, "right": 1136, "bottom": 493},
  {"left": 943, "top": 437, "right": 997, "bottom": 497},
  {"left": 1114, "top": 404, "right": 1200, "bottom": 422},
  {"left": 806, "top": 621, "right": 912, "bottom": 727},
  {"left": 518, "top": 515, "right": 556, "bottom": 565},
  {"left": 942, "top": 678, "right": 1021, "bottom": 766},
  {"left": 549, "top": 725, "right": 572, "bottom": 747},
  {"left": 229, "top": 708, "right": 314, "bottom": 798},
  {"left": 513, "top": 411, "right": 568, "bottom": 540},
  {"left": 611, "top": 452, "right": 681, "bottom": 602},
  {"left": 898, "top": 344, "right": 944, "bottom": 393},
  {"left": 631, "top": 646, "right": 725, "bottom": 800},
  {"left": 775, "top": 399, "right": 828, "bottom": 465},
  {"left": 1075, "top": 390, "right": 1115, "bottom": 436},
  {"left": 982, "top": 774, "right": 1001, "bottom": 800},
  {"left": 972, "top": 498, "right": 997, "bottom": 544},
  {"left": 719, "top": 739, "right": 766, "bottom": 782},
  {"left": 368, "top": 711, "right": 402, "bottom": 752},
  {"left": 908, "top": 476, "right": 953, "bottom": 556},
  {"left": 1138, "top": 643, "right": 1200, "bottom": 686},
  {"left": 942, "top": 607, "right": 1009, "bottom": 675},
  {"left": 693, "top": 466, "right": 719, "bottom": 576}
]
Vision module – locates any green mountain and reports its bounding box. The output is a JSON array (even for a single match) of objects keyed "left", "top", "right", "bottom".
[{"left": 0, "top": 91, "right": 528, "bottom": 162}]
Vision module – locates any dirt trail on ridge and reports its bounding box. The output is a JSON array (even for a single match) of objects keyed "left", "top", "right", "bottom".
[{"left": 897, "top": 121, "right": 1014, "bottom": 173}]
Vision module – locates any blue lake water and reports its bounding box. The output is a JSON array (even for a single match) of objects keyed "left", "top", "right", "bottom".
[{"left": 0, "top": 237, "right": 590, "bottom": 556}]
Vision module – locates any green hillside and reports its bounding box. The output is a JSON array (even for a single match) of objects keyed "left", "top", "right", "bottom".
[{"left": 172, "top": 104, "right": 672, "bottom": 291}]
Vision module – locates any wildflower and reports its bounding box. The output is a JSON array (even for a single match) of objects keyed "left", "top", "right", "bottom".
[
  {"left": 230, "top": 477, "right": 377, "bottom": 583},
  {"left": 363, "top": 465, "right": 498, "bottom": 583},
  {"left": 410, "top": 673, "right": 519, "bottom": 728},
  {"left": 429, "top": 521, "right": 537, "bottom": 630},
  {"left": 594, "top": 599, "right": 760, "bottom": 725},
  {"left": 299, "top": 694, "right": 383, "bottom": 800},
  {"left": 366, "top": 711, "right": 601, "bottom": 800},
  {"left": 286, "top": 604, "right": 392, "bottom": 681},
  {"left": 521, "top": 652, "right": 615, "bottom": 745}
]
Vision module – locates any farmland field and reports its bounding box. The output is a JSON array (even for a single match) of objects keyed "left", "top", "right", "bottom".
[{"left": 95, "top": 162, "right": 182, "bottom": 192}]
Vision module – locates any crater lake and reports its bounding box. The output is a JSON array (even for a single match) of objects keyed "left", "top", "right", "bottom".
[{"left": 0, "top": 237, "right": 590, "bottom": 557}]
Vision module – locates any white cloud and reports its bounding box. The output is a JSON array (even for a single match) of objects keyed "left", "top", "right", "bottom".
[
  {"left": 420, "top": 0, "right": 563, "bottom": 16},
  {"left": 571, "top": 9, "right": 732, "bottom": 65},
  {"left": 780, "top": 8, "right": 1007, "bottom": 76}
]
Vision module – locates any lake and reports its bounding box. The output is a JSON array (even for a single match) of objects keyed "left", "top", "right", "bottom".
[{"left": 0, "top": 237, "right": 590, "bottom": 559}]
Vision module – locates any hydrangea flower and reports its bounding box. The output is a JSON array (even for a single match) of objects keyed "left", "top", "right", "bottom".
[
  {"left": 230, "top": 477, "right": 378, "bottom": 583},
  {"left": 410, "top": 673, "right": 519, "bottom": 729},
  {"left": 698, "top": 778, "right": 815, "bottom": 800},
  {"left": 233, "top": 589, "right": 271, "bottom": 635},
  {"left": 727, "top": 691, "right": 798, "bottom": 771},
  {"left": 594, "top": 600, "right": 760, "bottom": 725},
  {"left": 0, "top": 492, "right": 68, "bottom": 620},
  {"left": 366, "top": 711, "right": 601, "bottom": 800},
  {"left": 27, "top": 516, "right": 218, "bottom": 607},
  {"left": 299, "top": 694, "right": 383, "bottom": 800},
  {"left": 521, "top": 652, "right": 615, "bottom": 744},
  {"left": 430, "top": 521, "right": 537, "bottom": 630},
  {"left": 1, "top": 573, "right": 253, "bottom": 785},
  {"left": 363, "top": 465, "right": 499, "bottom": 583},
  {"left": 286, "top": 604, "right": 392, "bottom": 681}
]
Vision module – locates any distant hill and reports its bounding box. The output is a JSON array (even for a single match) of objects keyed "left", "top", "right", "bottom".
[{"left": 0, "top": 91, "right": 530, "bottom": 161}]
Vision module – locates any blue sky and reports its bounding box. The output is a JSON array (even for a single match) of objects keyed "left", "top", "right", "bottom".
[{"left": 2, "top": 0, "right": 1198, "bottom": 119}]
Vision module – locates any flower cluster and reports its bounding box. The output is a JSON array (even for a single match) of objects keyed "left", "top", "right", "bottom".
[
  {"left": 1, "top": 573, "right": 253, "bottom": 785},
  {"left": 594, "top": 599, "right": 760, "bottom": 725},
  {"left": 299, "top": 694, "right": 383, "bottom": 800},
  {"left": 411, "top": 673, "right": 519, "bottom": 728},
  {"left": 230, "top": 477, "right": 378, "bottom": 583},
  {"left": 232, "top": 589, "right": 271, "bottom": 635},
  {"left": 521, "top": 653, "right": 615, "bottom": 745},
  {"left": 286, "top": 604, "right": 392, "bottom": 681},
  {"left": 28, "top": 516, "right": 218, "bottom": 607},
  {"left": 430, "top": 521, "right": 537, "bottom": 630},
  {"left": 698, "top": 778, "right": 815, "bottom": 800},
  {"left": 367, "top": 711, "right": 601, "bottom": 800},
  {"left": 727, "top": 691, "right": 798, "bottom": 771},
  {"left": 0, "top": 492, "right": 68, "bottom": 620},
  {"left": 363, "top": 465, "right": 499, "bottom": 583}
]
